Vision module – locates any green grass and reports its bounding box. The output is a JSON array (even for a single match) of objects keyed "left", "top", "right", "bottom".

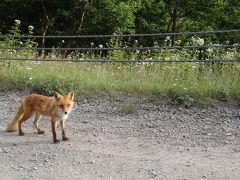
[
  {"left": 1, "top": 23, "right": 240, "bottom": 102},
  {"left": 122, "top": 99, "right": 137, "bottom": 114},
  {"left": 1, "top": 61, "right": 240, "bottom": 101}
]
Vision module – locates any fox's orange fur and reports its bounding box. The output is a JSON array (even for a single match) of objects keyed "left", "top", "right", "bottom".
[{"left": 6, "top": 91, "right": 74, "bottom": 143}]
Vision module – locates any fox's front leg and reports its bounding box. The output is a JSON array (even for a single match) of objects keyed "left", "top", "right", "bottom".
[
  {"left": 51, "top": 120, "right": 59, "bottom": 143},
  {"left": 60, "top": 119, "right": 69, "bottom": 141}
]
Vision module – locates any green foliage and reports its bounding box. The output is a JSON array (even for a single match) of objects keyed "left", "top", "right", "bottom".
[
  {"left": 0, "top": 20, "right": 37, "bottom": 65},
  {"left": 27, "top": 75, "right": 75, "bottom": 96},
  {"left": 1, "top": 0, "right": 240, "bottom": 44},
  {"left": 122, "top": 99, "right": 136, "bottom": 114},
  {"left": 107, "top": 36, "right": 128, "bottom": 60},
  {"left": 89, "top": 0, "right": 136, "bottom": 34}
]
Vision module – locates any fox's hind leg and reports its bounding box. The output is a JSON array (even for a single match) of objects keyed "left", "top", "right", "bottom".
[
  {"left": 18, "top": 112, "right": 33, "bottom": 136},
  {"left": 34, "top": 113, "right": 45, "bottom": 134}
]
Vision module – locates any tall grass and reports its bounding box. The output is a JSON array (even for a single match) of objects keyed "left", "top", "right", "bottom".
[{"left": 1, "top": 60, "right": 240, "bottom": 101}]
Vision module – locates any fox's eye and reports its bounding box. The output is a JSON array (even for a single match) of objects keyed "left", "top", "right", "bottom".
[
  {"left": 59, "top": 104, "right": 64, "bottom": 109},
  {"left": 66, "top": 104, "right": 70, "bottom": 108}
]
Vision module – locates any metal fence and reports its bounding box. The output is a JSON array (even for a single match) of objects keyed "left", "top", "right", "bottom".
[{"left": 0, "top": 29, "right": 240, "bottom": 63}]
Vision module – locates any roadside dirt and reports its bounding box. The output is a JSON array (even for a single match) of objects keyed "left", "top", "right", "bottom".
[{"left": 0, "top": 92, "right": 240, "bottom": 180}]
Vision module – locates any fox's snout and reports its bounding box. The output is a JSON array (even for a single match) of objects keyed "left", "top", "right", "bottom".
[
  {"left": 58, "top": 104, "right": 72, "bottom": 116},
  {"left": 58, "top": 106, "right": 71, "bottom": 115}
]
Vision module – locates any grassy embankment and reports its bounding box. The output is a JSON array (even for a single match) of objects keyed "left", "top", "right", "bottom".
[
  {"left": 1, "top": 60, "right": 240, "bottom": 104},
  {"left": 1, "top": 23, "right": 240, "bottom": 103}
]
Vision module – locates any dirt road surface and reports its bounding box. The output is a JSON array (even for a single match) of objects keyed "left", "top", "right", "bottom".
[{"left": 0, "top": 92, "right": 240, "bottom": 180}]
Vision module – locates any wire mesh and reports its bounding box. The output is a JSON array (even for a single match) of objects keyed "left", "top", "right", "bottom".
[{"left": 1, "top": 29, "right": 240, "bottom": 63}]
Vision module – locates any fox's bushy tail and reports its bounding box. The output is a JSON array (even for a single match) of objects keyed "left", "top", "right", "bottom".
[{"left": 6, "top": 103, "right": 24, "bottom": 132}]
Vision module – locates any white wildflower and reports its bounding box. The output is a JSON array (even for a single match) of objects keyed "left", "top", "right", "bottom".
[
  {"left": 196, "top": 37, "right": 204, "bottom": 46},
  {"left": 28, "top": 25, "right": 34, "bottom": 31},
  {"left": 99, "top": 44, "right": 103, "bottom": 48},
  {"left": 165, "top": 36, "right": 171, "bottom": 40},
  {"left": 15, "top": 19, "right": 21, "bottom": 26},
  {"left": 206, "top": 48, "right": 213, "bottom": 53},
  {"left": 176, "top": 40, "right": 181, "bottom": 45}
]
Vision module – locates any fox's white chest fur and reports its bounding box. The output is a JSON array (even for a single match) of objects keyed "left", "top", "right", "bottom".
[{"left": 56, "top": 109, "right": 69, "bottom": 121}]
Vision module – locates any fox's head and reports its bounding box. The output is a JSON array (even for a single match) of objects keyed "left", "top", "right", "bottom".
[{"left": 54, "top": 91, "right": 74, "bottom": 116}]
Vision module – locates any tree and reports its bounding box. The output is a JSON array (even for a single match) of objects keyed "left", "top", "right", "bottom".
[
  {"left": 86, "top": 0, "right": 137, "bottom": 35},
  {"left": 0, "top": 0, "right": 240, "bottom": 47}
]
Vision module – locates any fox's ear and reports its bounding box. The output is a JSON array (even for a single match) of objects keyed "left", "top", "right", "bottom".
[
  {"left": 67, "top": 91, "right": 74, "bottom": 101},
  {"left": 54, "top": 92, "right": 61, "bottom": 100}
]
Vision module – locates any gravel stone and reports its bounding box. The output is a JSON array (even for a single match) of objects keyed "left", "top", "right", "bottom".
[{"left": 0, "top": 92, "right": 240, "bottom": 179}]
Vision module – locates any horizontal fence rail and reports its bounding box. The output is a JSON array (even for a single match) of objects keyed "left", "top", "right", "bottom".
[
  {"left": 0, "top": 44, "right": 239, "bottom": 51},
  {"left": 0, "top": 29, "right": 240, "bottom": 63}
]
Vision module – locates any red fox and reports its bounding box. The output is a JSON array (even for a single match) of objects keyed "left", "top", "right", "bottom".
[{"left": 6, "top": 91, "right": 74, "bottom": 143}]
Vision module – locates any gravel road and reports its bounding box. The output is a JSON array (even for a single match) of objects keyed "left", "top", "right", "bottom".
[{"left": 0, "top": 92, "right": 240, "bottom": 180}]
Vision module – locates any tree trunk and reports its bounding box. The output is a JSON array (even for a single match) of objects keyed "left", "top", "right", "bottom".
[
  {"left": 39, "top": 1, "right": 49, "bottom": 56},
  {"left": 171, "top": 7, "right": 177, "bottom": 46}
]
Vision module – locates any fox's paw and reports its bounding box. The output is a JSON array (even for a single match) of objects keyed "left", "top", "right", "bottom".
[
  {"left": 38, "top": 130, "right": 45, "bottom": 134},
  {"left": 62, "top": 137, "right": 69, "bottom": 141},
  {"left": 53, "top": 139, "right": 60, "bottom": 144},
  {"left": 19, "top": 131, "right": 24, "bottom": 136}
]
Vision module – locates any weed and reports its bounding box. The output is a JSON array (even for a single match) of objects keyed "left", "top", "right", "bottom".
[{"left": 122, "top": 100, "right": 136, "bottom": 114}]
